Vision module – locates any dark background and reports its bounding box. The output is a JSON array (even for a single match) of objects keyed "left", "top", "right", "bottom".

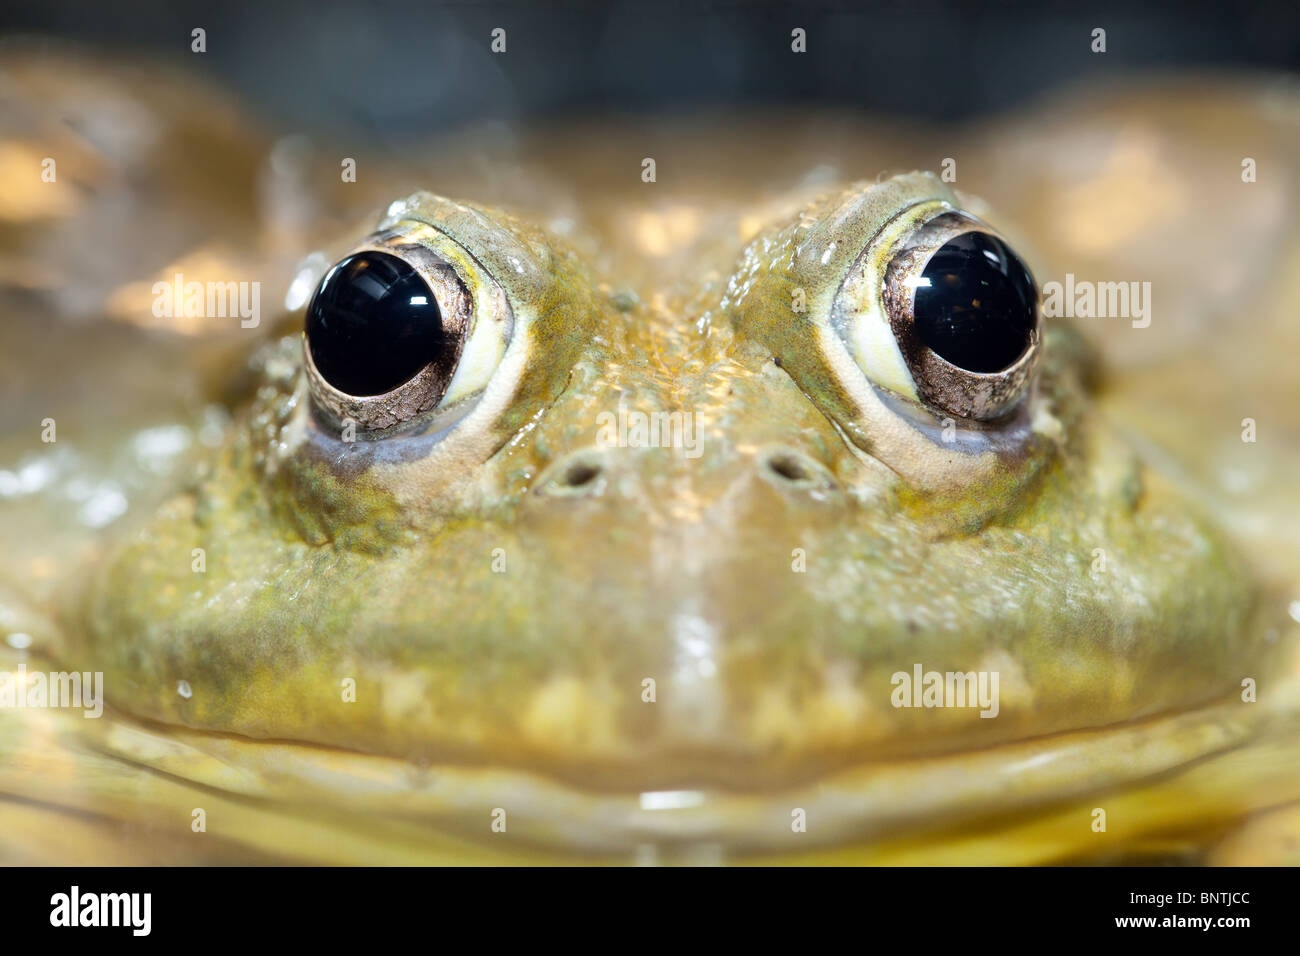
[{"left": 3, "top": 0, "right": 1299, "bottom": 142}]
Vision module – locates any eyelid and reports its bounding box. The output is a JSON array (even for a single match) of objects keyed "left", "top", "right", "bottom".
[
  {"left": 830, "top": 200, "right": 953, "bottom": 405},
  {"left": 389, "top": 223, "right": 514, "bottom": 413}
]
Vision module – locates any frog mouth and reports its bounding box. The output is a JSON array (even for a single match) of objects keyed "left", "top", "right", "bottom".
[{"left": 11, "top": 682, "right": 1296, "bottom": 864}]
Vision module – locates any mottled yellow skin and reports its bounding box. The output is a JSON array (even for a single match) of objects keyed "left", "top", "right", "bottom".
[{"left": 1, "top": 53, "right": 1298, "bottom": 863}]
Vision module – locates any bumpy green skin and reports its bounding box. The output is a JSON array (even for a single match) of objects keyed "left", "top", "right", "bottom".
[{"left": 67, "top": 176, "right": 1267, "bottom": 794}]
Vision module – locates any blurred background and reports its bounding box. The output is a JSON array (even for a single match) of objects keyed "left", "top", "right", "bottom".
[{"left": 5, "top": 0, "right": 1300, "bottom": 143}]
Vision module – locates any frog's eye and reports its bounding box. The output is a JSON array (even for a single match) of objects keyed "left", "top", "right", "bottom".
[
  {"left": 306, "top": 251, "right": 462, "bottom": 397},
  {"left": 852, "top": 211, "right": 1039, "bottom": 421},
  {"left": 303, "top": 226, "right": 505, "bottom": 432}
]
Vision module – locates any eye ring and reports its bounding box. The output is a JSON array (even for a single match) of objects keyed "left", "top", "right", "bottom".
[
  {"left": 304, "top": 231, "right": 473, "bottom": 432},
  {"left": 881, "top": 212, "right": 1039, "bottom": 421}
]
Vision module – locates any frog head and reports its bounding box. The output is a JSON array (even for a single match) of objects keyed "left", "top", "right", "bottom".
[{"left": 73, "top": 172, "right": 1264, "bottom": 854}]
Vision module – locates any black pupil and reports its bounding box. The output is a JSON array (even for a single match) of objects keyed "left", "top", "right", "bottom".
[
  {"left": 912, "top": 232, "right": 1037, "bottom": 373},
  {"left": 306, "top": 251, "right": 446, "bottom": 396}
]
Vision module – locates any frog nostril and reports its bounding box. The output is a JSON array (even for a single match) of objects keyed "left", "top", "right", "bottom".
[
  {"left": 535, "top": 451, "right": 609, "bottom": 497},
  {"left": 767, "top": 453, "right": 811, "bottom": 483},
  {"left": 760, "top": 448, "right": 837, "bottom": 492},
  {"left": 561, "top": 462, "right": 602, "bottom": 489}
]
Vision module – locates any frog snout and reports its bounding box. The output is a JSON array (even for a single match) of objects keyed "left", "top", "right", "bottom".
[{"left": 526, "top": 441, "right": 845, "bottom": 507}]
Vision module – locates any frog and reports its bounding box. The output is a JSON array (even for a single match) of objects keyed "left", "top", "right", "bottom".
[{"left": 1, "top": 50, "right": 1298, "bottom": 864}]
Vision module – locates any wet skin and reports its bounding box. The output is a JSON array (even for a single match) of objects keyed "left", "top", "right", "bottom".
[{"left": 1, "top": 55, "right": 1299, "bottom": 863}]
